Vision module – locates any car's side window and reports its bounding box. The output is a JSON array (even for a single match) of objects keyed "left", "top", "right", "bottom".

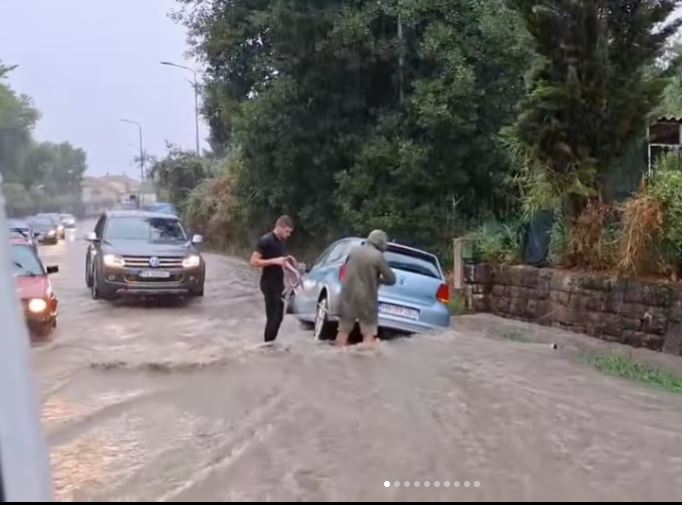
[
  {"left": 312, "top": 245, "right": 334, "bottom": 270},
  {"left": 326, "top": 241, "right": 349, "bottom": 265}
]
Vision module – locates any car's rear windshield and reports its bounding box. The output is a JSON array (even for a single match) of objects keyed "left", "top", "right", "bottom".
[
  {"left": 384, "top": 246, "right": 441, "bottom": 279},
  {"left": 11, "top": 244, "right": 44, "bottom": 276},
  {"left": 105, "top": 217, "right": 187, "bottom": 242}
]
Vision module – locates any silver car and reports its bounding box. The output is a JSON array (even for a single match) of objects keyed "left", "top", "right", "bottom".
[{"left": 291, "top": 237, "right": 452, "bottom": 340}]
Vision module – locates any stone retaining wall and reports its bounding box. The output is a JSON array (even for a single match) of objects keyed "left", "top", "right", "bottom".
[{"left": 464, "top": 264, "right": 682, "bottom": 356}]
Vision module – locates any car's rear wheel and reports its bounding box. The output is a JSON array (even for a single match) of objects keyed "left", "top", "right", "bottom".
[{"left": 314, "top": 295, "right": 337, "bottom": 341}]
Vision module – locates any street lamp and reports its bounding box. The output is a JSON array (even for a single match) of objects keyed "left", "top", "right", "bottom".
[
  {"left": 161, "top": 60, "right": 201, "bottom": 156},
  {"left": 120, "top": 118, "right": 144, "bottom": 180}
]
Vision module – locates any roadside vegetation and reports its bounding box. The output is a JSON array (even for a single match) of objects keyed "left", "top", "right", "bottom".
[
  {"left": 0, "top": 63, "right": 87, "bottom": 216},
  {"left": 588, "top": 351, "right": 682, "bottom": 394},
  {"left": 147, "top": 1, "right": 682, "bottom": 271}
]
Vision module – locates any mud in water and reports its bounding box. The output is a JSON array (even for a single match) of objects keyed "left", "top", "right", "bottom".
[{"left": 33, "top": 224, "right": 682, "bottom": 501}]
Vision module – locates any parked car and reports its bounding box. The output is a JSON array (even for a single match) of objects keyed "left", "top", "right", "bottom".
[
  {"left": 11, "top": 235, "right": 59, "bottom": 337},
  {"left": 146, "top": 202, "right": 178, "bottom": 216},
  {"left": 290, "top": 238, "right": 451, "bottom": 339},
  {"left": 8, "top": 219, "right": 38, "bottom": 250},
  {"left": 28, "top": 217, "right": 59, "bottom": 245},
  {"left": 59, "top": 213, "right": 76, "bottom": 229},
  {"left": 34, "top": 213, "right": 65, "bottom": 239},
  {"left": 85, "top": 210, "right": 205, "bottom": 300}
]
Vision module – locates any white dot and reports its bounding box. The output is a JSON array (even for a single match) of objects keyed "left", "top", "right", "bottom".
[
  {"left": 474, "top": 481, "right": 480, "bottom": 488},
  {"left": 394, "top": 481, "right": 401, "bottom": 488},
  {"left": 454, "top": 481, "right": 461, "bottom": 488},
  {"left": 444, "top": 481, "right": 450, "bottom": 488},
  {"left": 404, "top": 481, "right": 410, "bottom": 488},
  {"left": 414, "top": 481, "right": 420, "bottom": 488},
  {"left": 384, "top": 481, "right": 390, "bottom": 488},
  {"left": 424, "top": 481, "right": 430, "bottom": 488},
  {"left": 434, "top": 481, "right": 441, "bottom": 488},
  {"left": 464, "top": 481, "right": 471, "bottom": 488}
]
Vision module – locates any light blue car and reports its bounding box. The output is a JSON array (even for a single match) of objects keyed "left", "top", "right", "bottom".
[{"left": 291, "top": 237, "right": 452, "bottom": 340}]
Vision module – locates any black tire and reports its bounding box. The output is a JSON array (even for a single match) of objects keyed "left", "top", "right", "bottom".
[
  {"left": 91, "top": 267, "right": 100, "bottom": 300},
  {"left": 32, "top": 323, "right": 54, "bottom": 339},
  {"left": 91, "top": 267, "right": 116, "bottom": 300},
  {"left": 313, "top": 294, "right": 337, "bottom": 341},
  {"left": 85, "top": 256, "right": 93, "bottom": 288},
  {"left": 191, "top": 285, "right": 205, "bottom": 297}
]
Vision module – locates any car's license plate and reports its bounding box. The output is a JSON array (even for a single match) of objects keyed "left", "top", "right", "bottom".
[
  {"left": 379, "top": 303, "right": 419, "bottom": 320},
  {"left": 139, "top": 270, "right": 171, "bottom": 279}
]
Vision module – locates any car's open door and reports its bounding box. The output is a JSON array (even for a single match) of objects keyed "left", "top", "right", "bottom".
[{"left": 0, "top": 191, "right": 53, "bottom": 501}]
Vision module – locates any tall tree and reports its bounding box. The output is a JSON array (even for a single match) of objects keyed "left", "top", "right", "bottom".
[{"left": 507, "top": 0, "right": 682, "bottom": 215}]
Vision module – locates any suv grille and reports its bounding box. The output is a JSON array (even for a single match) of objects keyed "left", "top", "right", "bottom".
[{"left": 122, "top": 256, "right": 184, "bottom": 268}]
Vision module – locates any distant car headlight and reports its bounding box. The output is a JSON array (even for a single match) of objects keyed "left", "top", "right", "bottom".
[
  {"left": 28, "top": 298, "right": 47, "bottom": 313},
  {"left": 182, "top": 254, "right": 201, "bottom": 268},
  {"left": 103, "top": 254, "right": 126, "bottom": 268}
]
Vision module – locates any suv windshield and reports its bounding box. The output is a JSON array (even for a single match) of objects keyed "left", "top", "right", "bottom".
[
  {"left": 11, "top": 244, "right": 44, "bottom": 276},
  {"left": 105, "top": 217, "right": 187, "bottom": 242},
  {"left": 31, "top": 219, "right": 54, "bottom": 231}
]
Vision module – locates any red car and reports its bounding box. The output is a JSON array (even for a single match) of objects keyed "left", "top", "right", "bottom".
[{"left": 10, "top": 236, "right": 59, "bottom": 337}]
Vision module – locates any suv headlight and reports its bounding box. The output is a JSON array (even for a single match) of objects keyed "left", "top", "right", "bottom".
[
  {"left": 28, "top": 298, "right": 47, "bottom": 313},
  {"left": 103, "top": 254, "right": 125, "bottom": 268},
  {"left": 182, "top": 254, "right": 201, "bottom": 268}
]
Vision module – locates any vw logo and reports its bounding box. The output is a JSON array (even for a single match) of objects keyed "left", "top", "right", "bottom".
[{"left": 149, "top": 256, "right": 161, "bottom": 268}]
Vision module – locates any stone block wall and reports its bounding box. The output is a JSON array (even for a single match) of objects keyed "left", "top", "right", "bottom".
[{"left": 464, "top": 264, "right": 682, "bottom": 356}]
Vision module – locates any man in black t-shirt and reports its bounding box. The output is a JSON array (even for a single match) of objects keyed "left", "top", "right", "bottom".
[{"left": 250, "top": 215, "right": 296, "bottom": 342}]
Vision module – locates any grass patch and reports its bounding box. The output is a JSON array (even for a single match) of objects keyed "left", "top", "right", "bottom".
[
  {"left": 589, "top": 351, "right": 682, "bottom": 394},
  {"left": 502, "top": 330, "right": 528, "bottom": 342}
]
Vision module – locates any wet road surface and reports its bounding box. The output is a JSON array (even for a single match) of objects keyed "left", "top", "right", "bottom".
[{"left": 33, "top": 224, "right": 682, "bottom": 501}]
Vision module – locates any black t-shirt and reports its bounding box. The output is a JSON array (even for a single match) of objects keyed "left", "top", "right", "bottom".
[{"left": 256, "top": 232, "right": 285, "bottom": 289}]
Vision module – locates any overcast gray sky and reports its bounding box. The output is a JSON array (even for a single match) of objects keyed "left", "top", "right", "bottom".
[{"left": 0, "top": 0, "right": 208, "bottom": 178}]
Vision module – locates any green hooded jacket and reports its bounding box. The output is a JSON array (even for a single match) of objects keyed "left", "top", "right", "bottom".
[{"left": 338, "top": 230, "right": 397, "bottom": 325}]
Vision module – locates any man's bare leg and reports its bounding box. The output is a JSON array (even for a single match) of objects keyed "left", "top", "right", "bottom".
[
  {"left": 360, "top": 324, "right": 380, "bottom": 349},
  {"left": 336, "top": 331, "right": 349, "bottom": 347}
]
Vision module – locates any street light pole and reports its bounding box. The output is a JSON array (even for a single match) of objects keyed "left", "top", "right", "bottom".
[
  {"left": 162, "top": 61, "right": 200, "bottom": 156},
  {"left": 120, "top": 118, "right": 144, "bottom": 206},
  {"left": 161, "top": 61, "right": 201, "bottom": 156}
]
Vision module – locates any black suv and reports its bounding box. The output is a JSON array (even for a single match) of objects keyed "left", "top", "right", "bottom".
[{"left": 85, "top": 210, "right": 205, "bottom": 300}]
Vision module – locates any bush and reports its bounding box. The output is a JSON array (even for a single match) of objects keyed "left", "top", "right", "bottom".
[
  {"left": 648, "top": 164, "right": 682, "bottom": 275},
  {"left": 618, "top": 193, "right": 664, "bottom": 276},
  {"left": 566, "top": 202, "right": 620, "bottom": 270},
  {"left": 468, "top": 220, "right": 522, "bottom": 265},
  {"left": 549, "top": 208, "right": 569, "bottom": 267}
]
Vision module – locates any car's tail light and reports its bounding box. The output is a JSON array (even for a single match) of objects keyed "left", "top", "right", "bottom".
[
  {"left": 339, "top": 262, "right": 348, "bottom": 282},
  {"left": 436, "top": 283, "right": 450, "bottom": 304}
]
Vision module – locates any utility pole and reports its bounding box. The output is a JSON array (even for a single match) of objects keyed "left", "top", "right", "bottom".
[
  {"left": 120, "top": 119, "right": 144, "bottom": 206},
  {"left": 161, "top": 61, "right": 201, "bottom": 156}
]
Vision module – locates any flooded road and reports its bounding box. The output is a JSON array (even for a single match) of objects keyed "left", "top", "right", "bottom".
[{"left": 34, "top": 224, "right": 682, "bottom": 501}]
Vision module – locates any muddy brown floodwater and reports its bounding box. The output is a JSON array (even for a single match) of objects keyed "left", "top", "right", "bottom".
[{"left": 31, "top": 222, "right": 682, "bottom": 501}]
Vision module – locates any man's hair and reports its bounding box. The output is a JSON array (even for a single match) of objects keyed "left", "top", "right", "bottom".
[{"left": 276, "top": 215, "right": 294, "bottom": 229}]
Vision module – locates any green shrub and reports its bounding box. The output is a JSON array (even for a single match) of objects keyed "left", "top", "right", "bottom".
[
  {"left": 649, "top": 163, "right": 682, "bottom": 273},
  {"left": 549, "top": 208, "right": 569, "bottom": 266},
  {"left": 468, "top": 220, "right": 522, "bottom": 265}
]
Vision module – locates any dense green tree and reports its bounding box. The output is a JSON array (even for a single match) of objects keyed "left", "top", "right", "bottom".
[
  {"left": 507, "top": 0, "right": 682, "bottom": 216},
  {"left": 177, "top": 0, "right": 532, "bottom": 251}
]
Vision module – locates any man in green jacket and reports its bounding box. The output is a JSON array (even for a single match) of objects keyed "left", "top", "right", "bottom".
[{"left": 336, "top": 230, "right": 397, "bottom": 348}]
